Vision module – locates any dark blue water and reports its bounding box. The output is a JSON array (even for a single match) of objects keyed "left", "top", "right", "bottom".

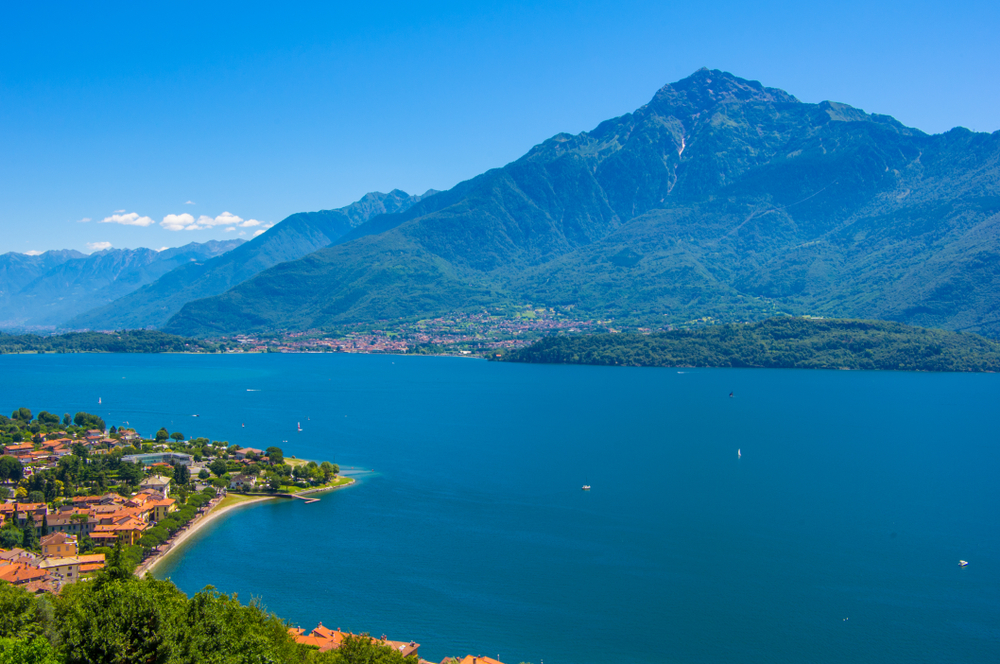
[{"left": 3, "top": 353, "right": 999, "bottom": 663}]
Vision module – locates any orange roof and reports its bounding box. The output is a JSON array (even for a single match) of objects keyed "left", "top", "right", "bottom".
[
  {"left": 458, "top": 657, "right": 504, "bottom": 664},
  {"left": 0, "top": 562, "right": 50, "bottom": 585}
]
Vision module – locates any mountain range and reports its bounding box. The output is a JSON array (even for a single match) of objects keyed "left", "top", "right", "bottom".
[
  {"left": 65, "top": 189, "right": 435, "bottom": 330},
  {"left": 158, "top": 69, "right": 1000, "bottom": 338},
  {"left": 0, "top": 242, "right": 242, "bottom": 329}
]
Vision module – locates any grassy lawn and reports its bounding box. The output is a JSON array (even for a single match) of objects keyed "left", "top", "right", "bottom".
[
  {"left": 217, "top": 493, "right": 269, "bottom": 509},
  {"left": 284, "top": 457, "right": 308, "bottom": 468}
]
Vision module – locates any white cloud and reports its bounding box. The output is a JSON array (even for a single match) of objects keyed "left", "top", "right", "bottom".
[
  {"left": 86, "top": 241, "right": 112, "bottom": 252},
  {"left": 160, "top": 211, "right": 270, "bottom": 231},
  {"left": 184, "top": 200, "right": 195, "bottom": 205},
  {"left": 25, "top": 250, "right": 43, "bottom": 256},
  {"left": 100, "top": 212, "right": 155, "bottom": 227},
  {"left": 225, "top": 227, "right": 236, "bottom": 232},
  {"left": 161, "top": 213, "right": 196, "bottom": 231},
  {"left": 77, "top": 217, "right": 91, "bottom": 223},
  {"left": 157, "top": 247, "right": 169, "bottom": 252},
  {"left": 114, "top": 209, "right": 126, "bottom": 213},
  {"left": 252, "top": 229, "right": 268, "bottom": 238}
]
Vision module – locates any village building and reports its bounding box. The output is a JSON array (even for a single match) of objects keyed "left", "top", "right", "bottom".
[
  {"left": 289, "top": 624, "right": 419, "bottom": 659},
  {"left": 229, "top": 473, "right": 258, "bottom": 491},
  {"left": 123, "top": 452, "right": 193, "bottom": 467},
  {"left": 40, "top": 532, "right": 78, "bottom": 557},
  {"left": 140, "top": 475, "right": 172, "bottom": 495},
  {"left": 233, "top": 447, "right": 264, "bottom": 460}
]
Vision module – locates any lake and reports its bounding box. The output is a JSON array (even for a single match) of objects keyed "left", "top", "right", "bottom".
[{"left": 3, "top": 353, "right": 998, "bottom": 663}]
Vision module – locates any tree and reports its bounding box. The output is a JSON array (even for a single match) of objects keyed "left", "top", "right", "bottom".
[
  {"left": 198, "top": 468, "right": 210, "bottom": 480},
  {"left": 0, "top": 581, "right": 42, "bottom": 640},
  {"left": 27, "top": 491, "right": 45, "bottom": 504},
  {"left": 0, "top": 527, "right": 22, "bottom": 549},
  {"left": 0, "top": 456, "right": 22, "bottom": 484},
  {"left": 109, "top": 426, "right": 117, "bottom": 435},
  {"left": 209, "top": 459, "right": 228, "bottom": 477},
  {"left": 117, "top": 461, "right": 144, "bottom": 487},
  {"left": 265, "top": 446, "right": 284, "bottom": 465},
  {"left": 11, "top": 408, "right": 32, "bottom": 423},
  {"left": 155, "top": 428, "right": 169, "bottom": 442},
  {"left": 36, "top": 411, "right": 59, "bottom": 426},
  {"left": 320, "top": 461, "right": 337, "bottom": 482},
  {"left": 62, "top": 414, "right": 71, "bottom": 427},
  {"left": 20, "top": 521, "right": 38, "bottom": 551},
  {"left": 173, "top": 463, "right": 190, "bottom": 485},
  {"left": 170, "top": 432, "right": 185, "bottom": 441},
  {"left": 71, "top": 443, "right": 88, "bottom": 459}
]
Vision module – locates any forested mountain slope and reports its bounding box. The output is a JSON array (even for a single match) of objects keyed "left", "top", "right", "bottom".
[{"left": 163, "top": 70, "right": 1000, "bottom": 337}]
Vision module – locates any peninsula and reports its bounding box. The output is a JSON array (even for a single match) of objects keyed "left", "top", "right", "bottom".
[{"left": 496, "top": 318, "right": 1000, "bottom": 372}]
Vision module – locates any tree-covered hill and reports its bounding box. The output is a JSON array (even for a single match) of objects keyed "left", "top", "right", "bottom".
[
  {"left": 0, "top": 330, "right": 219, "bottom": 354},
  {"left": 163, "top": 70, "right": 1000, "bottom": 338},
  {"left": 498, "top": 318, "right": 1000, "bottom": 372}
]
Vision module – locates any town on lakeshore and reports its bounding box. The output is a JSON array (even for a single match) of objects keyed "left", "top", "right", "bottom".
[{"left": 0, "top": 406, "right": 511, "bottom": 664}]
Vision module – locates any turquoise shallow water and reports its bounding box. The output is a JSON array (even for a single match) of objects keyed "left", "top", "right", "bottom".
[{"left": 3, "top": 353, "right": 999, "bottom": 663}]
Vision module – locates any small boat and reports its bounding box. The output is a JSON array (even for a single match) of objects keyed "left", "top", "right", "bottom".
[
  {"left": 582, "top": 485, "right": 591, "bottom": 491},
  {"left": 98, "top": 397, "right": 102, "bottom": 404},
  {"left": 192, "top": 414, "right": 199, "bottom": 417},
  {"left": 297, "top": 422, "right": 302, "bottom": 432},
  {"left": 241, "top": 423, "right": 245, "bottom": 428},
  {"left": 959, "top": 560, "right": 969, "bottom": 567},
  {"left": 738, "top": 448, "right": 741, "bottom": 458},
  {"left": 729, "top": 391, "right": 734, "bottom": 398}
]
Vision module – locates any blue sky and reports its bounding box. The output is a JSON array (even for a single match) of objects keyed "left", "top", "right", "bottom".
[{"left": 2, "top": 0, "right": 998, "bottom": 254}]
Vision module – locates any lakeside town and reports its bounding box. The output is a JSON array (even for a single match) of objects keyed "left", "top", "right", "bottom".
[
  {"left": 0, "top": 406, "right": 512, "bottom": 664},
  {"left": 226, "top": 307, "right": 608, "bottom": 355}
]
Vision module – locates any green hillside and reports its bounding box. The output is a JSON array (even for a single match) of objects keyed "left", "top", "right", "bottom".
[
  {"left": 163, "top": 70, "right": 1000, "bottom": 337},
  {"left": 498, "top": 318, "right": 1000, "bottom": 372},
  {"left": 0, "top": 330, "right": 219, "bottom": 354}
]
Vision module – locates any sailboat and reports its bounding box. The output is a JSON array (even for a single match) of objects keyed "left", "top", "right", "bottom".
[
  {"left": 738, "top": 448, "right": 741, "bottom": 458},
  {"left": 98, "top": 397, "right": 102, "bottom": 404},
  {"left": 297, "top": 422, "right": 302, "bottom": 432}
]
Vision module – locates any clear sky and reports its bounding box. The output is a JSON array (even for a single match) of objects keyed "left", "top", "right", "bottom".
[{"left": 2, "top": 0, "right": 998, "bottom": 254}]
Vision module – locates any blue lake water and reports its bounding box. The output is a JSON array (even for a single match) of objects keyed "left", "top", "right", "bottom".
[{"left": 3, "top": 353, "right": 999, "bottom": 663}]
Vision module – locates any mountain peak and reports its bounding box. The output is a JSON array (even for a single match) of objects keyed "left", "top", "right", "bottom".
[{"left": 650, "top": 69, "right": 799, "bottom": 111}]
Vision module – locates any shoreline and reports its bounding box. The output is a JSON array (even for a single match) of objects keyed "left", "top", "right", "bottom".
[{"left": 137, "top": 477, "right": 356, "bottom": 577}]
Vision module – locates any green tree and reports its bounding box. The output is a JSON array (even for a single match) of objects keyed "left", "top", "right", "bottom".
[
  {"left": 0, "top": 527, "right": 23, "bottom": 549},
  {"left": 36, "top": 411, "right": 59, "bottom": 426},
  {"left": 27, "top": 491, "right": 44, "bottom": 504},
  {"left": 155, "top": 428, "right": 169, "bottom": 442},
  {"left": 0, "top": 635, "right": 60, "bottom": 664},
  {"left": 265, "top": 446, "right": 284, "bottom": 465},
  {"left": 170, "top": 432, "right": 185, "bottom": 441},
  {"left": 173, "top": 463, "right": 190, "bottom": 485},
  {"left": 209, "top": 459, "right": 228, "bottom": 477},
  {"left": 0, "top": 583, "right": 42, "bottom": 638},
  {"left": 320, "top": 461, "right": 335, "bottom": 482},
  {"left": 62, "top": 414, "right": 71, "bottom": 427},
  {"left": 198, "top": 468, "right": 210, "bottom": 480},
  {"left": 0, "top": 456, "right": 23, "bottom": 484},
  {"left": 20, "top": 521, "right": 39, "bottom": 551},
  {"left": 12, "top": 408, "right": 32, "bottom": 423},
  {"left": 117, "top": 461, "right": 144, "bottom": 486}
]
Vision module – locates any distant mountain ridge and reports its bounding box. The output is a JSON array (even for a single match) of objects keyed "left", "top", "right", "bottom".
[
  {"left": 163, "top": 69, "right": 1000, "bottom": 338},
  {"left": 66, "top": 189, "right": 435, "bottom": 330},
  {"left": 0, "top": 241, "right": 242, "bottom": 330}
]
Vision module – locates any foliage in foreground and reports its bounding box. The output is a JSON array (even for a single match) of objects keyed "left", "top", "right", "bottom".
[
  {"left": 0, "top": 330, "right": 219, "bottom": 354},
  {"left": 0, "top": 546, "right": 416, "bottom": 664},
  {"left": 499, "top": 318, "right": 1000, "bottom": 372}
]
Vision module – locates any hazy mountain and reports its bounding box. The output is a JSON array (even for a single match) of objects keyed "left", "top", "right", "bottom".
[
  {"left": 162, "top": 69, "right": 1000, "bottom": 337},
  {"left": 66, "top": 189, "right": 435, "bottom": 330},
  {"left": 0, "top": 249, "right": 85, "bottom": 305},
  {"left": 0, "top": 241, "right": 243, "bottom": 330}
]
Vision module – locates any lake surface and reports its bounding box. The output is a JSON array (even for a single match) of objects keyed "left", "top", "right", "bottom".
[{"left": 3, "top": 353, "right": 999, "bottom": 663}]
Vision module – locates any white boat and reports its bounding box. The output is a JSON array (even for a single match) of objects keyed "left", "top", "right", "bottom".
[
  {"left": 582, "top": 485, "right": 591, "bottom": 491},
  {"left": 98, "top": 397, "right": 101, "bottom": 404},
  {"left": 297, "top": 422, "right": 302, "bottom": 432},
  {"left": 959, "top": 560, "right": 969, "bottom": 567},
  {"left": 738, "top": 448, "right": 741, "bottom": 458}
]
